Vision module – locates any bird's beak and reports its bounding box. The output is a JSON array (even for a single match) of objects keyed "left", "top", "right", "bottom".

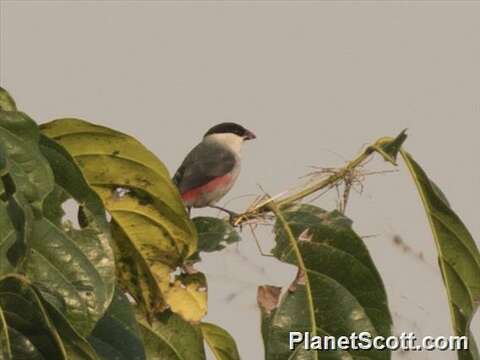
[{"left": 243, "top": 130, "right": 256, "bottom": 140}]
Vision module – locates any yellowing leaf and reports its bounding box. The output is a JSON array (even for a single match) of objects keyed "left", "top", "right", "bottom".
[
  {"left": 41, "top": 118, "right": 200, "bottom": 321},
  {"left": 165, "top": 273, "right": 208, "bottom": 323}
]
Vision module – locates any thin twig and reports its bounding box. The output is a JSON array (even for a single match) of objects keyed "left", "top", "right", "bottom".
[{"left": 248, "top": 223, "right": 274, "bottom": 257}]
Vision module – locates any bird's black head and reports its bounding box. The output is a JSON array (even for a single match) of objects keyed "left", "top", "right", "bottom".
[{"left": 204, "top": 122, "right": 256, "bottom": 140}]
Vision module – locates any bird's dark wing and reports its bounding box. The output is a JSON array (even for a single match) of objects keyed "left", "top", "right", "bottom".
[{"left": 173, "top": 142, "right": 236, "bottom": 194}]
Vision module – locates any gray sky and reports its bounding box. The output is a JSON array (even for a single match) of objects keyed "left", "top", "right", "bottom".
[{"left": 1, "top": 2, "right": 479, "bottom": 359}]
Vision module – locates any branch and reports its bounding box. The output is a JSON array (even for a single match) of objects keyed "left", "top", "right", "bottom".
[{"left": 232, "top": 130, "right": 407, "bottom": 226}]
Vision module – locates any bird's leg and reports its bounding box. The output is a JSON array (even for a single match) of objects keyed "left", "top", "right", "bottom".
[{"left": 208, "top": 205, "right": 239, "bottom": 224}]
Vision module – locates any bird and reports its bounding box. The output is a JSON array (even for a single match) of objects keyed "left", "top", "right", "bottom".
[{"left": 173, "top": 122, "right": 256, "bottom": 217}]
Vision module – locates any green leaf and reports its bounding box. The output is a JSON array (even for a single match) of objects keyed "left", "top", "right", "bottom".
[
  {"left": 189, "top": 217, "right": 241, "bottom": 262},
  {"left": 0, "top": 109, "right": 54, "bottom": 274},
  {"left": 378, "top": 129, "right": 407, "bottom": 163},
  {"left": 0, "top": 88, "right": 17, "bottom": 112},
  {"left": 16, "top": 135, "right": 116, "bottom": 336},
  {"left": 0, "top": 110, "right": 54, "bottom": 211},
  {"left": 1, "top": 110, "right": 115, "bottom": 337},
  {"left": 263, "top": 204, "right": 392, "bottom": 360},
  {"left": 0, "top": 308, "right": 9, "bottom": 360},
  {"left": 40, "top": 300, "right": 100, "bottom": 360},
  {"left": 401, "top": 151, "right": 480, "bottom": 360},
  {"left": 89, "top": 287, "right": 145, "bottom": 360},
  {"left": 0, "top": 274, "right": 99, "bottom": 360},
  {"left": 0, "top": 274, "right": 67, "bottom": 360},
  {"left": 41, "top": 118, "right": 198, "bottom": 321},
  {"left": 0, "top": 142, "right": 33, "bottom": 272},
  {"left": 138, "top": 311, "right": 206, "bottom": 360},
  {"left": 200, "top": 322, "right": 240, "bottom": 360}
]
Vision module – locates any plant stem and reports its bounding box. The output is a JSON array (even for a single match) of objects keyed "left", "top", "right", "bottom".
[
  {"left": 233, "top": 136, "right": 399, "bottom": 226},
  {"left": 270, "top": 203, "right": 319, "bottom": 347}
]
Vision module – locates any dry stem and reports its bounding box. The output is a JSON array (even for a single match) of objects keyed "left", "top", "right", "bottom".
[{"left": 232, "top": 135, "right": 401, "bottom": 226}]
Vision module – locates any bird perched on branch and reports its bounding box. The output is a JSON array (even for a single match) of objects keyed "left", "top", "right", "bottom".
[{"left": 173, "top": 122, "right": 256, "bottom": 217}]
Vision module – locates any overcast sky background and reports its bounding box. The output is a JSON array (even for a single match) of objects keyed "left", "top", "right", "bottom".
[{"left": 1, "top": 1, "right": 480, "bottom": 359}]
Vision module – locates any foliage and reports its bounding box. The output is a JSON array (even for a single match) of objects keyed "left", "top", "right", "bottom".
[
  {"left": 401, "top": 151, "right": 480, "bottom": 360},
  {"left": 201, "top": 322, "right": 241, "bottom": 360},
  {"left": 139, "top": 310, "right": 206, "bottom": 359},
  {"left": 40, "top": 117, "right": 199, "bottom": 322},
  {"left": 0, "top": 274, "right": 96, "bottom": 359},
  {"left": 188, "top": 217, "right": 241, "bottom": 263},
  {"left": 260, "top": 204, "right": 392, "bottom": 360},
  {"left": 88, "top": 287, "right": 145, "bottom": 360},
  {"left": 0, "top": 85, "right": 478, "bottom": 360}
]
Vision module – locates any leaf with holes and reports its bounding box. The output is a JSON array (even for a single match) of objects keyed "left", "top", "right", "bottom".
[
  {"left": 20, "top": 135, "right": 116, "bottom": 336},
  {"left": 0, "top": 110, "right": 54, "bottom": 211},
  {"left": 262, "top": 204, "right": 392, "bottom": 360},
  {"left": 0, "top": 142, "right": 33, "bottom": 275},
  {"left": 0, "top": 109, "right": 115, "bottom": 337},
  {"left": 41, "top": 118, "right": 198, "bottom": 321},
  {"left": 401, "top": 151, "right": 480, "bottom": 360},
  {"left": 200, "top": 322, "right": 240, "bottom": 360}
]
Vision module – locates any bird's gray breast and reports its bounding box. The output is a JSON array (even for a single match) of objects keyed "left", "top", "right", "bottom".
[{"left": 173, "top": 140, "right": 239, "bottom": 196}]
